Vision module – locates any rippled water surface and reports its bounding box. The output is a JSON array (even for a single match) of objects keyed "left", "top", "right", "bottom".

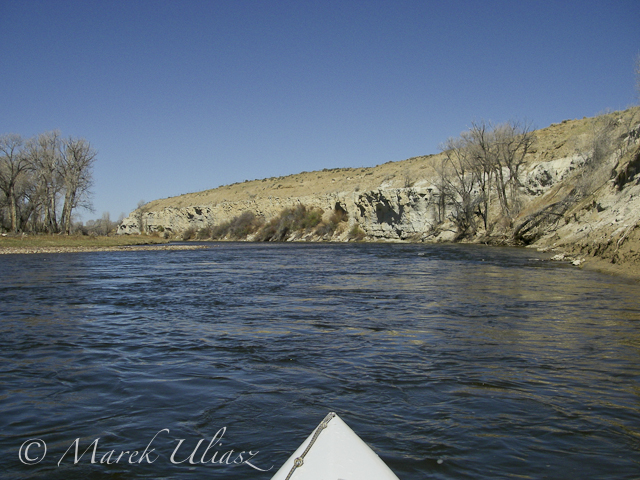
[{"left": 1, "top": 242, "right": 639, "bottom": 479}]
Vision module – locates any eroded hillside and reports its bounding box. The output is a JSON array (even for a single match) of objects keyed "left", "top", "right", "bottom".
[{"left": 119, "top": 107, "right": 640, "bottom": 278}]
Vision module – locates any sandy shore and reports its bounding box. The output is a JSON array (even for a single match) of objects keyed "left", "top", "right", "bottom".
[
  {"left": 0, "top": 244, "right": 210, "bottom": 255},
  {"left": 535, "top": 247, "right": 640, "bottom": 281},
  {"left": 578, "top": 256, "right": 640, "bottom": 281}
]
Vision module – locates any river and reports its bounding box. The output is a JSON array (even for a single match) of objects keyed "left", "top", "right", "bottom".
[{"left": 1, "top": 242, "right": 639, "bottom": 479}]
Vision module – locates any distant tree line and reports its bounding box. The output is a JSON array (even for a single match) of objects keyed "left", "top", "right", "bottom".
[
  {"left": 0, "top": 131, "right": 96, "bottom": 233},
  {"left": 83, "top": 211, "right": 123, "bottom": 236}
]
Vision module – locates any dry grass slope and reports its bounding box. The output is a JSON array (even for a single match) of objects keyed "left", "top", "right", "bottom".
[{"left": 145, "top": 111, "right": 627, "bottom": 213}]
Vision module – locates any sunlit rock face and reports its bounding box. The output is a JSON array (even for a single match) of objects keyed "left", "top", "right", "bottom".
[
  {"left": 117, "top": 206, "right": 215, "bottom": 235},
  {"left": 352, "top": 188, "right": 440, "bottom": 240},
  {"left": 117, "top": 186, "right": 445, "bottom": 240},
  {"left": 116, "top": 151, "right": 634, "bottom": 242}
]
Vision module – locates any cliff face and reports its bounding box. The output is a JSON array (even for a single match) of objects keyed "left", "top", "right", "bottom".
[
  {"left": 524, "top": 142, "right": 640, "bottom": 272},
  {"left": 118, "top": 108, "right": 640, "bottom": 276},
  {"left": 117, "top": 154, "right": 587, "bottom": 240}
]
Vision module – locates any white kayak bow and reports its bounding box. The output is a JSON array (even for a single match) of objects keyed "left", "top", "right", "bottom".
[{"left": 271, "top": 412, "right": 400, "bottom": 480}]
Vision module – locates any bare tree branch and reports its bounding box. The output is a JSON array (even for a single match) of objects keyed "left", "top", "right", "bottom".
[
  {"left": 59, "top": 137, "right": 97, "bottom": 234},
  {"left": 0, "top": 134, "right": 30, "bottom": 232}
]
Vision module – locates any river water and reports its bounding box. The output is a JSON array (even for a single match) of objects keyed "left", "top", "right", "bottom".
[{"left": 0, "top": 242, "right": 639, "bottom": 479}]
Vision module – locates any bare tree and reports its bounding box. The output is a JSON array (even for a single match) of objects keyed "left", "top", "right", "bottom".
[
  {"left": 59, "top": 137, "right": 97, "bottom": 234},
  {"left": 83, "top": 211, "right": 115, "bottom": 236},
  {"left": 18, "top": 167, "right": 41, "bottom": 231},
  {"left": 463, "top": 120, "right": 534, "bottom": 223},
  {"left": 491, "top": 120, "right": 535, "bottom": 219},
  {"left": 438, "top": 119, "right": 535, "bottom": 236},
  {"left": 101, "top": 211, "right": 114, "bottom": 235},
  {"left": 440, "top": 136, "right": 481, "bottom": 236},
  {"left": 465, "top": 123, "right": 495, "bottom": 230},
  {"left": 431, "top": 156, "right": 452, "bottom": 224},
  {"left": 0, "top": 131, "right": 98, "bottom": 234},
  {"left": 0, "top": 134, "right": 30, "bottom": 232},
  {"left": 26, "top": 131, "right": 63, "bottom": 232}
]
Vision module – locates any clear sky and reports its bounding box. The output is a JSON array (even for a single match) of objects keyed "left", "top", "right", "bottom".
[{"left": 1, "top": 0, "right": 639, "bottom": 221}]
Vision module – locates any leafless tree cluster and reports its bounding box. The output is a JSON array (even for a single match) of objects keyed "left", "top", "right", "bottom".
[
  {"left": 436, "top": 120, "right": 535, "bottom": 237},
  {"left": 0, "top": 131, "right": 97, "bottom": 233},
  {"left": 83, "top": 212, "right": 123, "bottom": 236}
]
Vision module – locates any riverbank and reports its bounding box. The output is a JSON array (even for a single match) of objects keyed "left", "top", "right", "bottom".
[
  {"left": 0, "top": 234, "right": 209, "bottom": 255},
  {"left": 579, "top": 255, "right": 640, "bottom": 280},
  {"left": 527, "top": 245, "right": 640, "bottom": 281},
  {"left": 0, "top": 244, "right": 210, "bottom": 255}
]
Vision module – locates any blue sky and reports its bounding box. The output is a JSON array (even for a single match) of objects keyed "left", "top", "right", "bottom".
[{"left": 1, "top": 1, "right": 639, "bottom": 221}]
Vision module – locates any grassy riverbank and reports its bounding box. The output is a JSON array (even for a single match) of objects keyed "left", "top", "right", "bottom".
[
  {"left": 0, "top": 234, "right": 212, "bottom": 255},
  {"left": 0, "top": 234, "right": 167, "bottom": 249}
]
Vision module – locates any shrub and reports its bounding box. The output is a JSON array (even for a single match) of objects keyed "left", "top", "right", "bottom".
[
  {"left": 300, "top": 208, "right": 323, "bottom": 229},
  {"left": 314, "top": 207, "right": 348, "bottom": 237},
  {"left": 228, "top": 212, "right": 263, "bottom": 238},
  {"left": 196, "top": 225, "right": 213, "bottom": 240},
  {"left": 210, "top": 212, "right": 264, "bottom": 240},
  {"left": 314, "top": 222, "right": 335, "bottom": 237},
  {"left": 254, "top": 218, "right": 279, "bottom": 241},
  {"left": 255, "top": 205, "right": 324, "bottom": 241},
  {"left": 347, "top": 224, "right": 366, "bottom": 241},
  {"left": 181, "top": 227, "right": 197, "bottom": 241}
]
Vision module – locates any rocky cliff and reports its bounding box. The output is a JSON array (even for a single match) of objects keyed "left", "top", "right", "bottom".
[{"left": 118, "top": 108, "right": 640, "bottom": 277}]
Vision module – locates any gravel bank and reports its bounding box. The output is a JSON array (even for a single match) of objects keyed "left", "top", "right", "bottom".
[{"left": 0, "top": 244, "right": 210, "bottom": 255}]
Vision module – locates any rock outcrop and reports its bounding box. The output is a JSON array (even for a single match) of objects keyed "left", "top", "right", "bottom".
[{"left": 118, "top": 108, "right": 640, "bottom": 276}]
